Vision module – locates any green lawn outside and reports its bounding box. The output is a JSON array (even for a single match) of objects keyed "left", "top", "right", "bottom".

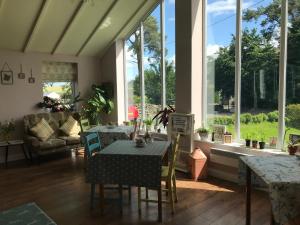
[{"left": 223, "top": 122, "right": 300, "bottom": 147}]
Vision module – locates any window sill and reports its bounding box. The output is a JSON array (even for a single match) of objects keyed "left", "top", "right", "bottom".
[{"left": 194, "top": 139, "right": 288, "bottom": 156}]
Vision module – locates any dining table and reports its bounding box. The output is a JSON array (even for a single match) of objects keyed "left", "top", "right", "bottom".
[
  {"left": 85, "top": 125, "right": 134, "bottom": 147},
  {"left": 240, "top": 155, "right": 300, "bottom": 225},
  {"left": 86, "top": 140, "right": 171, "bottom": 222}
]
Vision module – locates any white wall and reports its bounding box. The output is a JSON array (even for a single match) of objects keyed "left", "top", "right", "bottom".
[{"left": 0, "top": 49, "right": 101, "bottom": 163}]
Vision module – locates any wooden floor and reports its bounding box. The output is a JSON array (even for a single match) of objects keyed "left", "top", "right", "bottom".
[{"left": 0, "top": 150, "right": 271, "bottom": 225}]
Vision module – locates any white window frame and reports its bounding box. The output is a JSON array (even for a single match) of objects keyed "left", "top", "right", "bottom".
[{"left": 202, "top": 0, "right": 289, "bottom": 148}]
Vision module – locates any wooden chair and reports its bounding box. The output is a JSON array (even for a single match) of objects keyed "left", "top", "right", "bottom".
[
  {"left": 138, "top": 133, "right": 180, "bottom": 216},
  {"left": 84, "top": 132, "right": 131, "bottom": 213}
]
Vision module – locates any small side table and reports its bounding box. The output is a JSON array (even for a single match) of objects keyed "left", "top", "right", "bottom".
[{"left": 0, "top": 140, "right": 32, "bottom": 168}]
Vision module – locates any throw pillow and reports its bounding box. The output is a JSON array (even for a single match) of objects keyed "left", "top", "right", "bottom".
[
  {"left": 60, "top": 116, "right": 80, "bottom": 136},
  {"left": 30, "top": 118, "right": 54, "bottom": 142}
]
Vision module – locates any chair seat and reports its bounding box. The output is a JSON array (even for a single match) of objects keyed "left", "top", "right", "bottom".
[{"left": 161, "top": 166, "right": 169, "bottom": 178}]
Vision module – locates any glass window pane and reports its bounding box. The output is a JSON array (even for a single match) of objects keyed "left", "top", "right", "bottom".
[
  {"left": 241, "top": 0, "right": 280, "bottom": 147},
  {"left": 285, "top": 0, "right": 300, "bottom": 146},
  {"left": 206, "top": 0, "right": 236, "bottom": 137}
]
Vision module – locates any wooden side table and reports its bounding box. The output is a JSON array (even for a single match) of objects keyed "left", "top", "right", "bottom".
[{"left": 0, "top": 140, "right": 32, "bottom": 168}]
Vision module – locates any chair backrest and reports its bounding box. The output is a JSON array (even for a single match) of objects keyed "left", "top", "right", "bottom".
[
  {"left": 84, "top": 132, "right": 101, "bottom": 158},
  {"left": 167, "top": 133, "right": 181, "bottom": 179}
]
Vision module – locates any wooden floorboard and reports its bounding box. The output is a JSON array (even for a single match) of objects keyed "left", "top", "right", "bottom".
[{"left": 0, "top": 150, "right": 271, "bottom": 225}]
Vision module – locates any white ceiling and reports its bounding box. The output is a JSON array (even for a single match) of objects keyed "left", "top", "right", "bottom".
[{"left": 0, "top": 0, "right": 158, "bottom": 57}]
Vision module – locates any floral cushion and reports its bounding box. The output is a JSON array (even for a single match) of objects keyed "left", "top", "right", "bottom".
[
  {"left": 30, "top": 118, "right": 54, "bottom": 142},
  {"left": 60, "top": 116, "right": 80, "bottom": 136}
]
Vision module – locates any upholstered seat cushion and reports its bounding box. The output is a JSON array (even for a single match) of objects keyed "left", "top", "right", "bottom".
[
  {"left": 58, "top": 135, "right": 81, "bottom": 145},
  {"left": 39, "top": 138, "right": 66, "bottom": 150},
  {"left": 30, "top": 118, "right": 54, "bottom": 142}
]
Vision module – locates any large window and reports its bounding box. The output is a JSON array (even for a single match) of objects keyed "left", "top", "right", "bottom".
[
  {"left": 206, "top": 0, "right": 236, "bottom": 136},
  {"left": 204, "top": 0, "right": 299, "bottom": 149},
  {"left": 124, "top": 0, "right": 175, "bottom": 125}
]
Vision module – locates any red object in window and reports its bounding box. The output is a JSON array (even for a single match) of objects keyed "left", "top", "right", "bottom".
[{"left": 128, "top": 105, "right": 139, "bottom": 120}]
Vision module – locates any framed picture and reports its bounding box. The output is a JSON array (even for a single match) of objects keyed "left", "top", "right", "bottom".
[
  {"left": 1, "top": 71, "right": 13, "bottom": 85},
  {"left": 212, "top": 125, "right": 226, "bottom": 143}
]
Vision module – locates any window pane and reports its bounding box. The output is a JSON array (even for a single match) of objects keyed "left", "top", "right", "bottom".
[
  {"left": 143, "top": 5, "right": 162, "bottom": 120},
  {"left": 125, "top": 34, "right": 140, "bottom": 121},
  {"left": 206, "top": 0, "right": 236, "bottom": 136},
  {"left": 166, "top": 1, "right": 176, "bottom": 107},
  {"left": 241, "top": 0, "right": 280, "bottom": 147},
  {"left": 285, "top": 0, "right": 300, "bottom": 145}
]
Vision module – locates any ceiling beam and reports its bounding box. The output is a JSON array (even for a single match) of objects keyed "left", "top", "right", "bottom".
[
  {"left": 76, "top": 0, "right": 118, "bottom": 56},
  {"left": 51, "top": 1, "right": 85, "bottom": 54},
  {"left": 23, "top": 0, "right": 51, "bottom": 52},
  {"left": 99, "top": 0, "right": 148, "bottom": 57}
]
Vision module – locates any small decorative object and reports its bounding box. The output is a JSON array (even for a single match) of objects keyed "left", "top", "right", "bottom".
[
  {"left": 144, "top": 130, "right": 152, "bottom": 143},
  {"left": 197, "top": 127, "right": 209, "bottom": 141},
  {"left": 251, "top": 133, "right": 258, "bottom": 148},
  {"left": 259, "top": 133, "right": 266, "bottom": 149},
  {"left": 269, "top": 137, "right": 277, "bottom": 148},
  {"left": 28, "top": 69, "right": 35, "bottom": 83},
  {"left": 287, "top": 136, "right": 300, "bottom": 155},
  {"left": 0, "top": 120, "right": 15, "bottom": 141},
  {"left": 18, "top": 64, "right": 25, "bottom": 79},
  {"left": 212, "top": 125, "right": 226, "bottom": 143},
  {"left": 152, "top": 105, "right": 175, "bottom": 128},
  {"left": 135, "top": 137, "right": 145, "bottom": 148},
  {"left": 189, "top": 147, "right": 207, "bottom": 181},
  {"left": 245, "top": 133, "right": 251, "bottom": 147},
  {"left": 223, "top": 131, "right": 232, "bottom": 144},
  {"left": 143, "top": 118, "right": 153, "bottom": 132},
  {"left": 1, "top": 62, "right": 13, "bottom": 85}
]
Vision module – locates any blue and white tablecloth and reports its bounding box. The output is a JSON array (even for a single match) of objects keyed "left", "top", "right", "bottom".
[{"left": 240, "top": 155, "right": 300, "bottom": 224}]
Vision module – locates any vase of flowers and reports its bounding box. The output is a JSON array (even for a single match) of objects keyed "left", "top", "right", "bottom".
[{"left": 0, "top": 120, "right": 15, "bottom": 141}]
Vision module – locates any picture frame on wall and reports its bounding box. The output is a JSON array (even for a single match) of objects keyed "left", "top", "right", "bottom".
[{"left": 1, "top": 70, "right": 13, "bottom": 85}]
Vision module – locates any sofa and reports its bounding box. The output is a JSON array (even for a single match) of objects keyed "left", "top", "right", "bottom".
[{"left": 24, "top": 112, "right": 81, "bottom": 158}]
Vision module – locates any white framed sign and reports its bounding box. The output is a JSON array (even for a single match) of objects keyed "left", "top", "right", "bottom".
[{"left": 212, "top": 125, "right": 226, "bottom": 143}]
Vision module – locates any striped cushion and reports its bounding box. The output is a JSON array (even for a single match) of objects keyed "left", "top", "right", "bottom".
[
  {"left": 30, "top": 118, "right": 54, "bottom": 142},
  {"left": 60, "top": 116, "right": 80, "bottom": 136}
]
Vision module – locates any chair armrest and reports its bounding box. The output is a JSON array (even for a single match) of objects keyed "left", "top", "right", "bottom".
[{"left": 24, "top": 135, "right": 40, "bottom": 148}]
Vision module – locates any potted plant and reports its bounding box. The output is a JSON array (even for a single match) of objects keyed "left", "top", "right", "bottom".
[
  {"left": 152, "top": 105, "right": 175, "bottom": 128},
  {"left": 143, "top": 118, "right": 153, "bottom": 132},
  {"left": 259, "top": 133, "right": 266, "bottom": 149},
  {"left": 197, "top": 127, "right": 209, "bottom": 141},
  {"left": 245, "top": 133, "right": 251, "bottom": 147},
  {"left": 251, "top": 133, "right": 258, "bottom": 148},
  {"left": 82, "top": 84, "right": 114, "bottom": 125},
  {"left": 0, "top": 120, "right": 15, "bottom": 141},
  {"left": 287, "top": 139, "right": 300, "bottom": 155}
]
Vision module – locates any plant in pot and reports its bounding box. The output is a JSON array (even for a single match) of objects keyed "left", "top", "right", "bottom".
[
  {"left": 259, "top": 133, "right": 266, "bottom": 149},
  {"left": 143, "top": 118, "right": 153, "bottom": 132},
  {"left": 287, "top": 139, "right": 300, "bottom": 155},
  {"left": 245, "top": 133, "right": 251, "bottom": 147},
  {"left": 152, "top": 105, "right": 176, "bottom": 131},
  {"left": 251, "top": 133, "right": 258, "bottom": 149},
  {"left": 0, "top": 120, "right": 15, "bottom": 141},
  {"left": 82, "top": 84, "right": 114, "bottom": 125},
  {"left": 197, "top": 127, "right": 209, "bottom": 141}
]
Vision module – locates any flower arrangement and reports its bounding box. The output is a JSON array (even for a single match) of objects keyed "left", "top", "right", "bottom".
[
  {"left": 0, "top": 120, "right": 15, "bottom": 141},
  {"left": 152, "top": 105, "right": 175, "bottom": 128}
]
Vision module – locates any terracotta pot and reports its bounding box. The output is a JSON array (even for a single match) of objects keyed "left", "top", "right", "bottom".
[
  {"left": 252, "top": 140, "right": 258, "bottom": 149},
  {"left": 288, "top": 145, "right": 297, "bottom": 155}
]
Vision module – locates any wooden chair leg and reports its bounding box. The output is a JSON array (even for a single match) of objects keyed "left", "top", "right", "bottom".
[
  {"left": 146, "top": 188, "right": 149, "bottom": 199},
  {"left": 118, "top": 184, "right": 123, "bottom": 215},
  {"left": 128, "top": 186, "right": 131, "bottom": 203},
  {"left": 168, "top": 181, "right": 175, "bottom": 214},
  {"left": 99, "top": 184, "right": 104, "bottom": 214},
  {"left": 172, "top": 175, "right": 178, "bottom": 203},
  {"left": 138, "top": 187, "right": 141, "bottom": 215},
  {"left": 90, "top": 183, "right": 95, "bottom": 210}
]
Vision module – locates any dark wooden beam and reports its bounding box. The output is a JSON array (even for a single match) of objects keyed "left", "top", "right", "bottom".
[
  {"left": 23, "top": 0, "right": 51, "bottom": 52},
  {"left": 51, "top": 1, "right": 85, "bottom": 55},
  {"left": 76, "top": 0, "right": 118, "bottom": 56}
]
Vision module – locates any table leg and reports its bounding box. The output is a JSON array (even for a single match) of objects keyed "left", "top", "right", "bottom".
[
  {"left": 118, "top": 184, "right": 123, "bottom": 215},
  {"left": 5, "top": 146, "right": 8, "bottom": 168},
  {"left": 158, "top": 187, "right": 162, "bottom": 222},
  {"left": 99, "top": 184, "right": 104, "bottom": 215},
  {"left": 21, "top": 144, "right": 29, "bottom": 165},
  {"left": 270, "top": 205, "right": 275, "bottom": 225},
  {"left": 246, "top": 166, "right": 252, "bottom": 225}
]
